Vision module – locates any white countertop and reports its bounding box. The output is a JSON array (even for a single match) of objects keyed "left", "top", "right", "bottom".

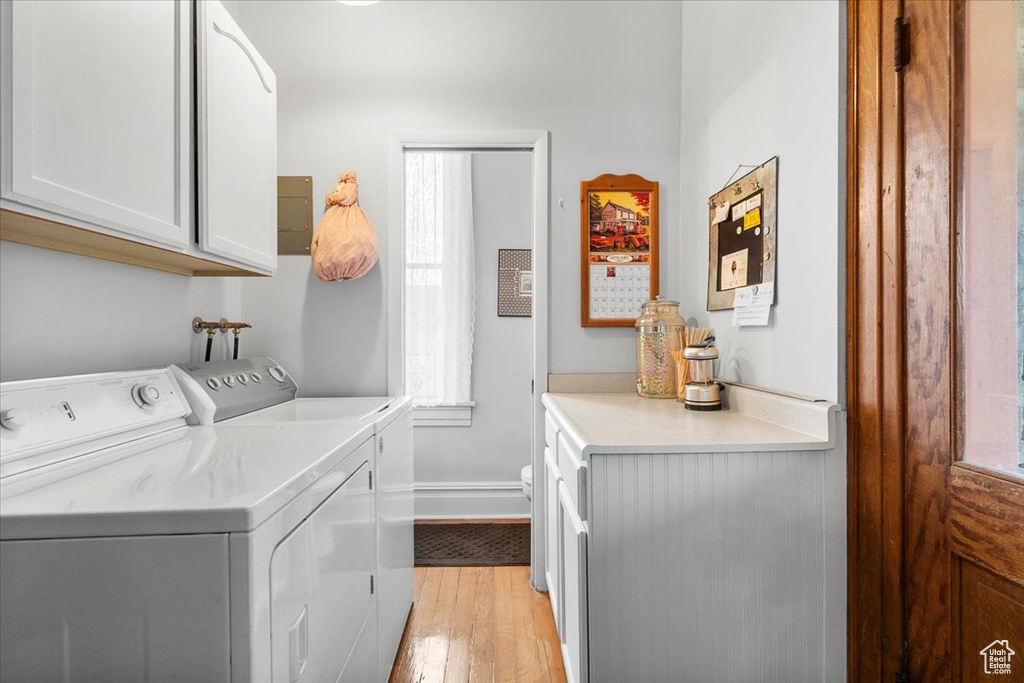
[{"left": 542, "top": 388, "right": 836, "bottom": 456}]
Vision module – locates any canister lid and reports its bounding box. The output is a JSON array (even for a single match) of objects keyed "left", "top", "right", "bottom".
[
  {"left": 683, "top": 344, "right": 718, "bottom": 360},
  {"left": 634, "top": 295, "right": 685, "bottom": 328}
]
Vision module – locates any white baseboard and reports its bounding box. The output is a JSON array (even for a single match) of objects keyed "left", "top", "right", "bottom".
[{"left": 415, "top": 480, "right": 530, "bottom": 520}]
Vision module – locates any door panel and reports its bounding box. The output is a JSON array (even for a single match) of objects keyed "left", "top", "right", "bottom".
[
  {"left": 849, "top": 1, "right": 1024, "bottom": 680},
  {"left": 3, "top": 0, "right": 191, "bottom": 247},
  {"left": 950, "top": 466, "right": 1024, "bottom": 584},
  {"left": 559, "top": 481, "right": 588, "bottom": 683},
  {"left": 545, "top": 447, "right": 561, "bottom": 636},
  {"left": 270, "top": 461, "right": 374, "bottom": 683},
  {"left": 955, "top": 559, "right": 1024, "bottom": 682},
  {"left": 197, "top": 0, "right": 277, "bottom": 272}
]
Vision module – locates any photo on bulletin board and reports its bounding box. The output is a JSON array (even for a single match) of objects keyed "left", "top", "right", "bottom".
[
  {"left": 580, "top": 173, "right": 659, "bottom": 327},
  {"left": 706, "top": 157, "right": 778, "bottom": 311},
  {"left": 498, "top": 248, "right": 532, "bottom": 317}
]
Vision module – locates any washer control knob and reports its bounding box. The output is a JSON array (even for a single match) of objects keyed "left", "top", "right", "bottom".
[
  {"left": 132, "top": 384, "right": 161, "bottom": 407},
  {"left": 0, "top": 407, "right": 29, "bottom": 431},
  {"left": 249, "top": 372, "right": 262, "bottom": 383},
  {"left": 268, "top": 366, "right": 287, "bottom": 382},
  {"left": 206, "top": 377, "right": 221, "bottom": 391},
  {"left": 223, "top": 376, "right": 235, "bottom": 388},
  {"left": 236, "top": 374, "right": 248, "bottom": 385}
]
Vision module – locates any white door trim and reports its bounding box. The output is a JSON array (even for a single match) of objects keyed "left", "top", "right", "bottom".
[{"left": 387, "top": 129, "right": 550, "bottom": 589}]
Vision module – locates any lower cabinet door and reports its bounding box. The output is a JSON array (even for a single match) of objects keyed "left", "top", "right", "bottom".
[
  {"left": 559, "top": 480, "right": 589, "bottom": 683},
  {"left": 545, "top": 447, "right": 562, "bottom": 636},
  {"left": 270, "top": 460, "right": 374, "bottom": 683},
  {"left": 376, "top": 408, "right": 415, "bottom": 682}
]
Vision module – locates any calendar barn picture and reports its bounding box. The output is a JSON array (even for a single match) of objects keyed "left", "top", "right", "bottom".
[{"left": 580, "top": 174, "right": 659, "bottom": 327}]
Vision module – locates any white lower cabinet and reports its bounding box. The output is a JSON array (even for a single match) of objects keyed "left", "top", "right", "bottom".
[
  {"left": 543, "top": 417, "right": 589, "bottom": 683},
  {"left": 559, "top": 481, "right": 589, "bottom": 683},
  {"left": 541, "top": 389, "right": 844, "bottom": 683}
]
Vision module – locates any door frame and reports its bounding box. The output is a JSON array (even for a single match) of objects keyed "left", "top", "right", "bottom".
[
  {"left": 386, "top": 130, "right": 551, "bottom": 589},
  {"left": 846, "top": 2, "right": 908, "bottom": 678}
]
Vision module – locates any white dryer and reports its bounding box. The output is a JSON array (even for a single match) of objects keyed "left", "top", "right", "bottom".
[
  {"left": 170, "top": 358, "right": 415, "bottom": 683},
  {"left": 0, "top": 367, "right": 377, "bottom": 683}
]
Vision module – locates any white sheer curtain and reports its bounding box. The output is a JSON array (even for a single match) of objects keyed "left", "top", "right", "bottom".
[{"left": 404, "top": 152, "right": 475, "bottom": 406}]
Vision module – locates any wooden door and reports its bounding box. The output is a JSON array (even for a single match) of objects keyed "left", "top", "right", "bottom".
[
  {"left": 2, "top": 0, "right": 191, "bottom": 248},
  {"left": 848, "top": 1, "right": 1024, "bottom": 680},
  {"left": 197, "top": 0, "right": 277, "bottom": 273}
]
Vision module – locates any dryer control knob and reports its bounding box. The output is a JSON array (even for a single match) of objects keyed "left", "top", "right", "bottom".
[
  {"left": 132, "top": 384, "right": 161, "bottom": 407},
  {"left": 268, "top": 365, "right": 287, "bottom": 382},
  {"left": 0, "top": 407, "right": 29, "bottom": 430}
]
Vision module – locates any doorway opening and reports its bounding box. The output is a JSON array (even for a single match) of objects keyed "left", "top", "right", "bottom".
[{"left": 387, "top": 131, "right": 550, "bottom": 590}]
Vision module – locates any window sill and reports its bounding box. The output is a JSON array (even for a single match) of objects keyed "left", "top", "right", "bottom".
[{"left": 413, "top": 403, "right": 474, "bottom": 427}]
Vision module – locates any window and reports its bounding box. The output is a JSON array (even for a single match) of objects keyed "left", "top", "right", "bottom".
[
  {"left": 403, "top": 153, "right": 476, "bottom": 422},
  {"left": 959, "top": 0, "right": 1023, "bottom": 477}
]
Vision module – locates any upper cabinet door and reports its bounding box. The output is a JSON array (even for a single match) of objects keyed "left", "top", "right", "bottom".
[
  {"left": 197, "top": 0, "right": 277, "bottom": 273},
  {"left": 2, "top": 0, "right": 191, "bottom": 248}
]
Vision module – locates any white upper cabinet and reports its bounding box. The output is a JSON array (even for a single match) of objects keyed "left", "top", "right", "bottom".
[
  {"left": 197, "top": 0, "right": 277, "bottom": 273},
  {"left": 1, "top": 0, "right": 192, "bottom": 248}
]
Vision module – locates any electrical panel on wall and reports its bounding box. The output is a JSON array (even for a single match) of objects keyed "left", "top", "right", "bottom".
[{"left": 277, "top": 176, "right": 314, "bottom": 254}]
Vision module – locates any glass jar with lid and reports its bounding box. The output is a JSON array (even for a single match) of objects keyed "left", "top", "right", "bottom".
[{"left": 635, "top": 296, "right": 685, "bottom": 398}]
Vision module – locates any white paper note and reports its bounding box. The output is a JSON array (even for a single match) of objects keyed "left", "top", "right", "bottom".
[
  {"left": 731, "top": 201, "right": 747, "bottom": 222},
  {"left": 731, "top": 281, "right": 774, "bottom": 326},
  {"left": 712, "top": 202, "right": 730, "bottom": 225},
  {"left": 720, "top": 249, "right": 748, "bottom": 290}
]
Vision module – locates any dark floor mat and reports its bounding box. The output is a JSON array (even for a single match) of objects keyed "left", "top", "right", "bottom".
[{"left": 414, "top": 522, "right": 531, "bottom": 567}]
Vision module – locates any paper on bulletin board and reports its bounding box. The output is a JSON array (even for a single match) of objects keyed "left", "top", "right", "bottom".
[
  {"left": 720, "top": 249, "right": 748, "bottom": 290},
  {"left": 712, "top": 201, "right": 730, "bottom": 225},
  {"left": 731, "top": 281, "right": 774, "bottom": 326}
]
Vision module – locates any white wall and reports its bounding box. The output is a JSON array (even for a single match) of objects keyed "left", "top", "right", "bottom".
[
  {"left": 0, "top": 241, "right": 242, "bottom": 381},
  {"left": 234, "top": 0, "right": 682, "bottom": 395},
  {"left": 678, "top": 0, "right": 844, "bottom": 403},
  {"left": 414, "top": 152, "right": 533, "bottom": 517}
]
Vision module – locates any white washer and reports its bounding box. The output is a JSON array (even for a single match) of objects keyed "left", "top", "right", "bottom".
[
  {"left": 170, "top": 358, "right": 415, "bottom": 683},
  {"left": 0, "top": 367, "right": 377, "bottom": 683}
]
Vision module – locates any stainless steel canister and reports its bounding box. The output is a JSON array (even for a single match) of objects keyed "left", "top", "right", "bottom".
[{"left": 635, "top": 296, "right": 685, "bottom": 398}]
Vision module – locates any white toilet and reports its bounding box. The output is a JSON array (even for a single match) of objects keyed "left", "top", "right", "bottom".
[{"left": 520, "top": 464, "right": 533, "bottom": 501}]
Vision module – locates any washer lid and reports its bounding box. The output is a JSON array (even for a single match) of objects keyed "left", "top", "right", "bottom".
[
  {"left": 0, "top": 421, "right": 373, "bottom": 540},
  {"left": 227, "top": 396, "right": 412, "bottom": 431}
]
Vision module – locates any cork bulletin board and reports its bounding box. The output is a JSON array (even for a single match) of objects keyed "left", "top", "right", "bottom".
[{"left": 706, "top": 157, "right": 778, "bottom": 311}]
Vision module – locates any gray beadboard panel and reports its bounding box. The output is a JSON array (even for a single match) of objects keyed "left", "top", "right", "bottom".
[{"left": 588, "top": 449, "right": 830, "bottom": 683}]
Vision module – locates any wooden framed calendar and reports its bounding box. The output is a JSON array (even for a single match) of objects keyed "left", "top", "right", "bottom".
[{"left": 580, "top": 173, "right": 659, "bottom": 327}]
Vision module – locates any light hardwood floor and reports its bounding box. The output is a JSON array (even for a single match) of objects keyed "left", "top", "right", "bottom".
[{"left": 389, "top": 566, "right": 566, "bottom": 683}]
